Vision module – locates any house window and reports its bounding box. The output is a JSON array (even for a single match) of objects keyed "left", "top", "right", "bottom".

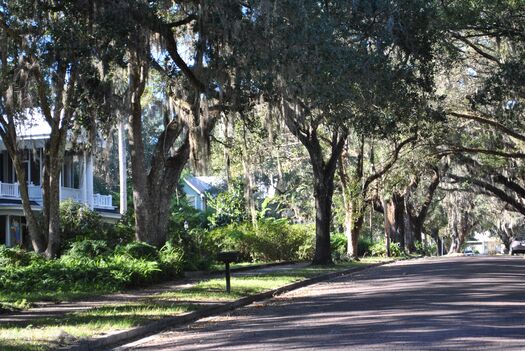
[
  {"left": 186, "top": 195, "right": 197, "bottom": 209},
  {"left": 61, "top": 154, "right": 81, "bottom": 189},
  {"left": 62, "top": 156, "right": 71, "bottom": 187}
]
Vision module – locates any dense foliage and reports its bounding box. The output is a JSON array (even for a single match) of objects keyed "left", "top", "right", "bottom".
[{"left": 0, "top": 242, "right": 183, "bottom": 301}]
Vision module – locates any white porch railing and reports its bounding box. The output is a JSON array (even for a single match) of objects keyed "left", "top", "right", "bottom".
[
  {"left": 0, "top": 182, "right": 18, "bottom": 197},
  {"left": 60, "top": 186, "right": 82, "bottom": 202},
  {"left": 0, "top": 182, "right": 42, "bottom": 200},
  {"left": 0, "top": 182, "right": 113, "bottom": 209},
  {"left": 93, "top": 194, "right": 113, "bottom": 209}
]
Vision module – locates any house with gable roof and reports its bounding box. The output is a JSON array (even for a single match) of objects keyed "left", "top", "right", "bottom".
[{"left": 182, "top": 176, "right": 226, "bottom": 212}]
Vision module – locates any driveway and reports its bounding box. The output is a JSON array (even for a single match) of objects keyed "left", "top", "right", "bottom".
[{"left": 115, "top": 256, "right": 525, "bottom": 351}]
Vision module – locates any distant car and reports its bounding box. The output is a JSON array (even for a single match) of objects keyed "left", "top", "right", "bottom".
[
  {"left": 463, "top": 247, "right": 474, "bottom": 256},
  {"left": 510, "top": 237, "right": 525, "bottom": 255}
]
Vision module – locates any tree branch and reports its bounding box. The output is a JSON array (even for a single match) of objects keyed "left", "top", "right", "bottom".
[
  {"left": 167, "top": 14, "right": 197, "bottom": 28},
  {"left": 447, "top": 111, "right": 525, "bottom": 143},
  {"left": 441, "top": 146, "right": 525, "bottom": 159},
  {"left": 448, "top": 174, "right": 525, "bottom": 216},
  {"left": 363, "top": 135, "right": 417, "bottom": 192},
  {"left": 451, "top": 33, "right": 500, "bottom": 64}
]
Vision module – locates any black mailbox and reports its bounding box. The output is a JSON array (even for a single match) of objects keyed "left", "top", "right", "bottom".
[
  {"left": 217, "top": 251, "right": 240, "bottom": 263},
  {"left": 217, "top": 251, "right": 240, "bottom": 293}
]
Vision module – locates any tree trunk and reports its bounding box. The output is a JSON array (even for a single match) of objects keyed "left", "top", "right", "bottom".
[
  {"left": 127, "top": 49, "right": 192, "bottom": 247},
  {"left": 338, "top": 137, "right": 365, "bottom": 259},
  {"left": 281, "top": 100, "right": 346, "bottom": 265},
  {"left": 347, "top": 202, "right": 365, "bottom": 258},
  {"left": 385, "top": 193, "right": 405, "bottom": 249},
  {"left": 382, "top": 198, "right": 391, "bottom": 257},
  {"left": 429, "top": 228, "right": 442, "bottom": 255},
  {"left": 45, "top": 168, "right": 61, "bottom": 258},
  {"left": 404, "top": 208, "right": 416, "bottom": 252},
  {"left": 312, "top": 175, "right": 334, "bottom": 265},
  {"left": 43, "top": 127, "right": 68, "bottom": 258},
  {"left": 11, "top": 152, "right": 46, "bottom": 253}
]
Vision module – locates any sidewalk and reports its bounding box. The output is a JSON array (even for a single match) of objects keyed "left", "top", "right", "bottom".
[{"left": 0, "top": 262, "right": 309, "bottom": 324}]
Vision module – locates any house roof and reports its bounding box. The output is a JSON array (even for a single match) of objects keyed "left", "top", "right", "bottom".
[
  {"left": 184, "top": 176, "right": 226, "bottom": 196},
  {"left": 15, "top": 110, "right": 52, "bottom": 140},
  {"left": 0, "top": 110, "right": 51, "bottom": 151},
  {"left": 0, "top": 109, "right": 95, "bottom": 151}
]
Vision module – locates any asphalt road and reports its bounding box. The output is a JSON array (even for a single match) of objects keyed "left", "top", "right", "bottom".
[{"left": 116, "top": 256, "right": 525, "bottom": 351}]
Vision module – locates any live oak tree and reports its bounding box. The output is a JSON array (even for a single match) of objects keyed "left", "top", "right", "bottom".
[
  {"left": 338, "top": 134, "right": 418, "bottom": 257},
  {"left": 247, "top": 0, "right": 437, "bottom": 264},
  {"left": 0, "top": 1, "right": 109, "bottom": 257},
  {"left": 436, "top": 0, "right": 525, "bottom": 222},
  {"left": 85, "top": 0, "right": 253, "bottom": 247}
]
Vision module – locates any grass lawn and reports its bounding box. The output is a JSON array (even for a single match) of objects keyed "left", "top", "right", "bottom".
[{"left": 0, "top": 257, "right": 391, "bottom": 351}]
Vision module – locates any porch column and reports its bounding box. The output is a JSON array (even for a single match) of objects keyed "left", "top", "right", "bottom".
[
  {"left": 81, "top": 152, "right": 88, "bottom": 204},
  {"left": 86, "top": 152, "right": 94, "bottom": 209},
  {"left": 118, "top": 118, "right": 127, "bottom": 214}
]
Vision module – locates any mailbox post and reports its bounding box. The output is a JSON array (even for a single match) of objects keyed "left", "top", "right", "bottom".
[{"left": 217, "top": 251, "right": 240, "bottom": 293}]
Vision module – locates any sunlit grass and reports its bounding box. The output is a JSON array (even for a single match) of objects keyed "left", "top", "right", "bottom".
[
  {"left": 159, "top": 275, "right": 302, "bottom": 301},
  {"left": 0, "top": 302, "right": 197, "bottom": 351}
]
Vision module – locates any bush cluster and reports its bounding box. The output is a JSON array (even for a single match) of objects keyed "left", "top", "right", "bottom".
[
  {"left": 178, "top": 220, "right": 315, "bottom": 268},
  {"left": 369, "top": 241, "right": 406, "bottom": 257},
  {"left": 0, "top": 241, "right": 183, "bottom": 298}
]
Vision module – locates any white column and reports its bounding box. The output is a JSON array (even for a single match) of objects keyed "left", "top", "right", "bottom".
[
  {"left": 81, "top": 152, "right": 88, "bottom": 204},
  {"left": 86, "top": 152, "right": 94, "bottom": 209},
  {"left": 118, "top": 118, "right": 127, "bottom": 214}
]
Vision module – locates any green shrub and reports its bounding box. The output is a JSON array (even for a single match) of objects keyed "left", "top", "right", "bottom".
[
  {"left": 369, "top": 241, "right": 406, "bottom": 257},
  {"left": 292, "top": 224, "right": 315, "bottom": 261},
  {"left": 0, "top": 245, "right": 41, "bottom": 267},
  {"left": 241, "top": 219, "right": 314, "bottom": 262},
  {"left": 370, "top": 242, "right": 387, "bottom": 257},
  {"left": 206, "top": 221, "right": 314, "bottom": 264},
  {"left": 158, "top": 242, "right": 185, "bottom": 277},
  {"left": 357, "top": 237, "right": 373, "bottom": 256},
  {"left": 206, "top": 180, "right": 247, "bottom": 227},
  {"left": 331, "top": 233, "right": 347, "bottom": 261},
  {"left": 60, "top": 200, "right": 127, "bottom": 252},
  {"left": 389, "top": 242, "right": 405, "bottom": 257},
  {"left": 116, "top": 242, "right": 159, "bottom": 260},
  {"left": 108, "top": 254, "right": 162, "bottom": 287},
  {"left": 414, "top": 241, "right": 437, "bottom": 256},
  {"left": 0, "top": 243, "right": 185, "bottom": 300},
  {"left": 64, "top": 240, "right": 110, "bottom": 259},
  {"left": 208, "top": 223, "right": 251, "bottom": 261}
]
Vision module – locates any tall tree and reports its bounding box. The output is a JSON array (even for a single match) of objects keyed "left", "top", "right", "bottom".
[
  {"left": 251, "top": 0, "right": 436, "bottom": 264},
  {"left": 0, "top": 1, "right": 109, "bottom": 257}
]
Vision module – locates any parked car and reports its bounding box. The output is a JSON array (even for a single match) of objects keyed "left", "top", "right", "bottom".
[
  {"left": 510, "top": 237, "right": 525, "bottom": 255},
  {"left": 463, "top": 247, "right": 474, "bottom": 256}
]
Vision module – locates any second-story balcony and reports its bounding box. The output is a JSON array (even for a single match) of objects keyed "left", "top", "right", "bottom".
[{"left": 0, "top": 181, "right": 114, "bottom": 210}]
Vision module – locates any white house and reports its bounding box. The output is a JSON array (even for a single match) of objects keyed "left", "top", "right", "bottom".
[
  {"left": 0, "top": 112, "right": 122, "bottom": 248},
  {"left": 182, "top": 176, "right": 226, "bottom": 211}
]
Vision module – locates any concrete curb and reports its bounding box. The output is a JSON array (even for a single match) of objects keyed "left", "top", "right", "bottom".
[{"left": 59, "top": 260, "right": 394, "bottom": 351}]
